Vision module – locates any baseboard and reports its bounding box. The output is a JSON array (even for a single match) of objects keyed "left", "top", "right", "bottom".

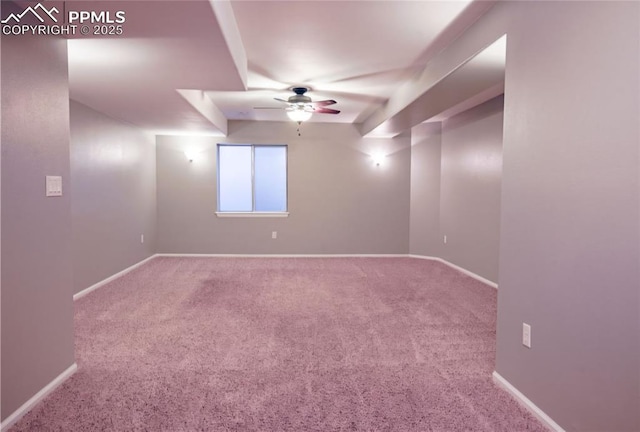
[
  {"left": 1, "top": 363, "right": 78, "bottom": 431},
  {"left": 409, "top": 255, "right": 498, "bottom": 289},
  {"left": 73, "top": 254, "right": 158, "bottom": 301},
  {"left": 72, "top": 254, "right": 494, "bottom": 296},
  {"left": 155, "top": 253, "right": 409, "bottom": 258},
  {"left": 492, "top": 371, "right": 565, "bottom": 432}
]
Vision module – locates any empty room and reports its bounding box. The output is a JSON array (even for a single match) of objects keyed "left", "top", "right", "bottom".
[{"left": 1, "top": 1, "right": 638, "bottom": 431}]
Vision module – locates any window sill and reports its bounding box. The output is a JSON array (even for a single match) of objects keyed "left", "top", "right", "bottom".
[{"left": 215, "top": 212, "right": 289, "bottom": 218}]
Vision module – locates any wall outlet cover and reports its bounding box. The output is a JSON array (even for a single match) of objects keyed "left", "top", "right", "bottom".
[{"left": 46, "top": 176, "right": 63, "bottom": 197}]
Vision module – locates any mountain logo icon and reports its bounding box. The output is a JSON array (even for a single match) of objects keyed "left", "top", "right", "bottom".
[{"left": 1, "top": 3, "right": 59, "bottom": 24}]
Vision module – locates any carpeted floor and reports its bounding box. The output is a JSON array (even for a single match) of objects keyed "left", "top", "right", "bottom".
[{"left": 10, "top": 257, "right": 546, "bottom": 431}]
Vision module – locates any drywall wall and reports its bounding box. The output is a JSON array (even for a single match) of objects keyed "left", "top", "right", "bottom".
[
  {"left": 156, "top": 121, "right": 410, "bottom": 254},
  {"left": 439, "top": 95, "right": 503, "bottom": 283},
  {"left": 495, "top": 2, "right": 639, "bottom": 430},
  {"left": 0, "top": 17, "right": 3, "bottom": 423},
  {"left": 1, "top": 32, "right": 75, "bottom": 420},
  {"left": 0, "top": 15, "right": 3, "bottom": 427},
  {"left": 409, "top": 95, "right": 503, "bottom": 284},
  {"left": 409, "top": 1, "right": 639, "bottom": 428},
  {"left": 70, "top": 101, "right": 157, "bottom": 295},
  {"left": 409, "top": 122, "right": 442, "bottom": 257}
]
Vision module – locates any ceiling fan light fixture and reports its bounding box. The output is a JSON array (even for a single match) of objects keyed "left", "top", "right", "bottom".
[{"left": 287, "top": 108, "right": 312, "bottom": 122}]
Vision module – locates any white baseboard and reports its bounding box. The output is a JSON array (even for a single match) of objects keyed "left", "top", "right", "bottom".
[
  {"left": 1, "top": 363, "right": 78, "bottom": 431},
  {"left": 492, "top": 371, "right": 565, "bottom": 432},
  {"left": 73, "top": 254, "right": 158, "bottom": 301},
  {"left": 409, "top": 254, "right": 498, "bottom": 289},
  {"left": 155, "top": 253, "right": 409, "bottom": 258},
  {"left": 73, "top": 255, "right": 495, "bottom": 298}
]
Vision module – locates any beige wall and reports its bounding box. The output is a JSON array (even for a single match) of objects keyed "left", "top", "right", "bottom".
[
  {"left": 1, "top": 31, "right": 75, "bottom": 419},
  {"left": 410, "top": 95, "right": 503, "bottom": 284},
  {"left": 409, "top": 122, "right": 442, "bottom": 257},
  {"left": 496, "top": 2, "right": 639, "bottom": 430},
  {"left": 439, "top": 96, "right": 503, "bottom": 282},
  {"left": 410, "top": 1, "right": 639, "bottom": 428},
  {"left": 70, "top": 101, "right": 157, "bottom": 295},
  {"left": 156, "top": 121, "right": 411, "bottom": 254}
]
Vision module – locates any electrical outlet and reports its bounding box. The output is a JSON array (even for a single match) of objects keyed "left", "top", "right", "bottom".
[
  {"left": 46, "top": 176, "right": 62, "bottom": 197},
  {"left": 522, "top": 323, "right": 531, "bottom": 348},
  {"left": 443, "top": 235, "right": 447, "bottom": 244},
  {"left": 272, "top": 231, "right": 277, "bottom": 239},
  {"left": 140, "top": 234, "right": 144, "bottom": 244}
]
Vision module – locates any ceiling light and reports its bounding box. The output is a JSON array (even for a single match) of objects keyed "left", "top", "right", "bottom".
[{"left": 287, "top": 108, "right": 312, "bottom": 122}]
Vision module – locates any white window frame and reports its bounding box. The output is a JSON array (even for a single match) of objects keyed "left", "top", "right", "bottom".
[{"left": 215, "top": 144, "right": 289, "bottom": 218}]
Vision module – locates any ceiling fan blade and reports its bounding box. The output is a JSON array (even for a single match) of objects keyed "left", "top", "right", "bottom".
[
  {"left": 314, "top": 107, "right": 340, "bottom": 114},
  {"left": 310, "top": 99, "right": 337, "bottom": 107},
  {"left": 274, "top": 98, "right": 290, "bottom": 104},
  {"left": 254, "top": 106, "right": 283, "bottom": 110}
]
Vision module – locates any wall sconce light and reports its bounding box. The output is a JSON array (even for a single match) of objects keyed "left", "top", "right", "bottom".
[
  {"left": 184, "top": 150, "right": 198, "bottom": 163},
  {"left": 371, "top": 152, "right": 386, "bottom": 167}
]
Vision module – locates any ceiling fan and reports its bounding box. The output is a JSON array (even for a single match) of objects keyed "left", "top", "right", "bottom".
[{"left": 255, "top": 87, "right": 340, "bottom": 122}]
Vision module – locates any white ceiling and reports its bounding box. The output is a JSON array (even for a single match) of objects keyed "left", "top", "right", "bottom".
[{"left": 65, "top": 0, "right": 503, "bottom": 136}]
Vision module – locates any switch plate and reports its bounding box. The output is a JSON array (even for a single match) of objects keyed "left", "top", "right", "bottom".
[
  {"left": 272, "top": 231, "right": 277, "bottom": 239},
  {"left": 140, "top": 234, "right": 144, "bottom": 244},
  {"left": 443, "top": 235, "right": 447, "bottom": 244},
  {"left": 522, "top": 323, "right": 532, "bottom": 348},
  {"left": 46, "top": 176, "right": 62, "bottom": 197}
]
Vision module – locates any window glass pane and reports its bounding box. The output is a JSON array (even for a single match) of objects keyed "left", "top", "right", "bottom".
[
  {"left": 218, "top": 145, "right": 253, "bottom": 212},
  {"left": 254, "top": 146, "right": 287, "bottom": 212}
]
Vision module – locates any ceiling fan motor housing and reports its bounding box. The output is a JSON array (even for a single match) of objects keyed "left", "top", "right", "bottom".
[{"left": 289, "top": 87, "right": 312, "bottom": 105}]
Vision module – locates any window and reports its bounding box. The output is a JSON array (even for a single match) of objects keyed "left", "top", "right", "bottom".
[{"left": 216, "top": 144, "right": 288, "bottom": 216}]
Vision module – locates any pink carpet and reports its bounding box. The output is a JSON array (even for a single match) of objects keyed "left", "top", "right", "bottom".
[{"left": 10, "top": 257, "right": 546, "bottom": 431}]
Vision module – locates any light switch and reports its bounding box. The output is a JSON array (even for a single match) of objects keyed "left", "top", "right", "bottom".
[
  {"left": 522, "top": 323, "right": 531, "bottom": 348},
  {"left": 46, "top": 176, "right": 62, "bottom": 197}
]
